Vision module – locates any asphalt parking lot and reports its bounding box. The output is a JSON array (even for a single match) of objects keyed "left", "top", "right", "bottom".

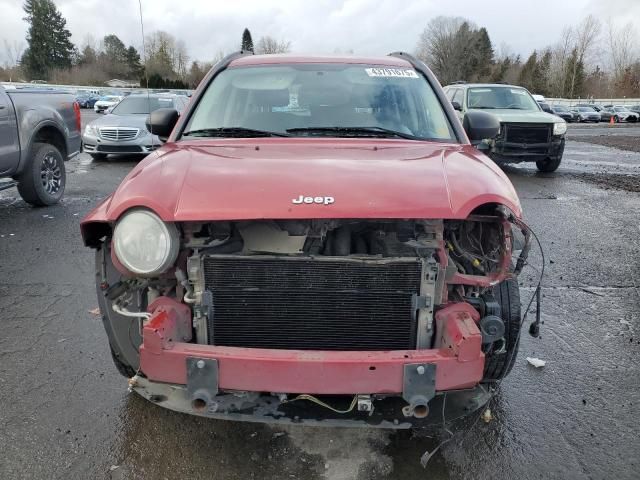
[{"left": 0, "top": 114, "right": 638, "bottom": 480}]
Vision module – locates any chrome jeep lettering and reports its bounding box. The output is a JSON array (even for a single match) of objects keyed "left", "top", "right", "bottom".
[{"left": 291, "top": 196, "right": 335, "bottom": 205}]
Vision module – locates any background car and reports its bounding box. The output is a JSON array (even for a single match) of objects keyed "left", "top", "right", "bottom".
[
  {"left": 628, "top": 105, "right": 640, "bottom": 114},
  {"left": 571, "top": 106, "right": 601, "bottom": 122},
  {"left": 75, "top": 93, "right": 99, "bottom": 109},
  {"left": 83, "top": 94, "right": 189, "bottom": 160},
  {"left": 443, "top": 83, "right": 567, "bottom": 172},
  {"left": 537, "top": 100, "right": 554, "bottom": 113},
  {"left": 94, "top": 95, "right": 123, "bottom": 113},
  {"left": 575, "top": 103, "right": 602, "bottom": 112},
  {"left": 600, "top": 105, "right": 640, "bottom": 123},
  {"left": 551, "top": 104, "right": 575, "bottom": 122}
]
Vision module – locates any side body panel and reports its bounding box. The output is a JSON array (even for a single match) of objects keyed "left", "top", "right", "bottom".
[
  {"left": 2, "top": 88, "right": 81, "bottom": 176},
  {"left": 0, "top": 86, "right": 20, "bottom": 175}
]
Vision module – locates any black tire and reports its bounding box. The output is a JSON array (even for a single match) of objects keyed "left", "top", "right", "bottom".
[
  {"left": 17, "top": 142, "right": 66, "bottom": 206},
  {"left": 614, "top": 115, "right": 620, "bottom": 123},
  {"left": 90, "top": 153, "right": 107, "bottom": 161},
  {"left": 536, "top": 156, "right": 562, "bottom": 173},
  {"left": 482, "top": 277, "right": 521, "bottom": 382},
  {"left": 110, "top": 344, "right": 136, "bottom": 378}
]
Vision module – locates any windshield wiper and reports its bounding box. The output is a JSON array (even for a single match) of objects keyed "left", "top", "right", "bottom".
[
  {"left": 472, "top": 106, "right": 497, "bottom": 109},
  {"left": 182, "top": 127, "right": 290, "bottom": 138},
  {"left": 285, "top": 126, "right": 420, "bottom": 140}
]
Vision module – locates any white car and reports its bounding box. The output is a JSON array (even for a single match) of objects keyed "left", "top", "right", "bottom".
[
  {"left": 604, "top": 105, "right": 640, "bottom": 123},
  {"left": 94, "top": 95, "right": 123, "bottom": 113}
]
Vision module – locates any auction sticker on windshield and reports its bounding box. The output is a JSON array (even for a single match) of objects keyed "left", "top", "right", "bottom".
[{"left": 365, "top": 68, "right": 419, "bottom": 79}]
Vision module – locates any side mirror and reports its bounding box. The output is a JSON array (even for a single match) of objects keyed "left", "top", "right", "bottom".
[
  {"left": 463, "top": 111, "right": 500, "bottom": 144},
  {"left": 451, "top": 101, "right": 462, "bottom": 111},
  {"left": 146, "top": 108, "right": 179, "bottom": 140}
]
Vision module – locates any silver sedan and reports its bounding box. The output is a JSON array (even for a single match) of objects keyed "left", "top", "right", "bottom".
[{"left": 82, "top": 94, "right": 189, "bottom": 159}]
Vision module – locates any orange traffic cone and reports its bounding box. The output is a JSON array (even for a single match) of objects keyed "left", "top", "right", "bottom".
[{"left": 609, "top": 115, "right": 615, "bottom": 125}]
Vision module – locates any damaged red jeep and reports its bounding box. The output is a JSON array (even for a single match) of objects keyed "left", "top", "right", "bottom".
[{"left": 81, "top": 52, "right": 531, "bottom": 428}]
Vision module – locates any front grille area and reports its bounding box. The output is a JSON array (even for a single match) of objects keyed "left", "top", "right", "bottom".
[
  {"left": 99, "top": 127, "right": 139, "bottom": 141},
  {"left": 203, "top": 256, "right": 423, "bottom": 351},
  {"left": 96, "top": 145, "right": 143, "bottom": 153},
  {"left": 504, "top": 123, "right": 551, "bottom": 144}
]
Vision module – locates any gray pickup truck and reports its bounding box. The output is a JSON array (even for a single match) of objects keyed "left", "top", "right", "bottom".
[{"left": 0, "top": 85, "right": 82, "bottom": 205}]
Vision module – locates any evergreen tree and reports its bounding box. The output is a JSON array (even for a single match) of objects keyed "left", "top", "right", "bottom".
[
  {"left": 471, "top": 27, "right": 494, "bottom": 81},
  {"left": 22, "top": 0, "right": 74, "bottom": 79},
  {"left": 491, "top": 56, "right": 512, "bottom": 83},
  {"left": 565, "top": 48, "right": 586, "bottom": 98},
  {"left": 518, "top": 51, "right": 538, "bottom": 91},
  {"left": 125, "top": 46, "right": 144, "bottom": 79},
  {"left": 103, "top": 35, "right": 128, "bottom": 65},
  {"left": 79, "top": 44, "right": 97, "bottom": 65},
  {"left": 241, "top": 28, "right": 254, "bottom": 52}
]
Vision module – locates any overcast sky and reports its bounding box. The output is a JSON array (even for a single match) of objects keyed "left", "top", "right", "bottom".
[{"left": 1, "top": 0, "right": 638, "bottom": 65}]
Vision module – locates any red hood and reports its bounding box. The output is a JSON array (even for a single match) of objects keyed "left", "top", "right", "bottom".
[{"left": 81, "top": 138, "right": 520, "bottom": 238}]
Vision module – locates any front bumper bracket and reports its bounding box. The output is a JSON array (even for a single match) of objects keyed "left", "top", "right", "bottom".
[{"left": 187, "top": 357, "right": 219, "bottom": 408}]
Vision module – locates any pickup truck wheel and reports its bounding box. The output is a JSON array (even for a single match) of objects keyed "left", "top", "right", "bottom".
[
  {"left": 17, "top": 142, "right": 66, "bottom": 206},
  {"left": 536, "top": 156, "right": 562, "bottom": 173},
  {"left": 110, "top": 344, "right": 136, "bottom": 378},
  {"left": 90, "top": 153, "right": 107, "bottom": 161},
  {"left": 482, "top": 277, "right": 522, "bottom": 382}
]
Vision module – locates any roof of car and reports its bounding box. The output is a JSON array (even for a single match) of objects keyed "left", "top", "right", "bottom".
[
  {"left": 126, "top": 93, "right": 179, "bottom": 98},
  {"left": 445, "top": 83, "right": 523, "bottom": 89},
  {"left": 229, "top": 53, "right": 413, "bottom": 68}
]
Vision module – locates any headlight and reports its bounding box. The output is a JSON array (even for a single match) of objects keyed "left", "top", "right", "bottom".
[
  {"left": 84, "top": 124, "right": 98, "bottom": 136},
  {"left": 553, "top": 122, "right": 567, "bottom": 135},
  {"left": 113, "top": 209, "right": 179, "bottom": 276}
]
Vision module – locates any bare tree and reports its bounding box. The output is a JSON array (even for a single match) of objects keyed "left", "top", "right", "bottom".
[
  {"left": 606, "top": 18, "right": 637, "bottom": 80},
  {"left": 548, "top": 27, "right": 574, "bottom": 96},
  {"left": 568, "top": 15, "right": 601, "bottom": 97},
  {"left": 416, "top": 16, "right": 466, "bottom": 83},
  {"left": 174, "top": 39, "right": 190, "bottom": 80},
  {"left": 255, "top": 36, "right": 291, "bottom": 55}
]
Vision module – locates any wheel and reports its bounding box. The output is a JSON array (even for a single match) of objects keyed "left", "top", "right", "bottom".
[
  {"left": 614, "top": 115, "right": 620, "bottom": 123},
  {"left": 110, "top": 344, "right": 136, "bottom": 378},
  {"left": 90, "top": 153, "right": 107, "bottom": 161},
  {"left": 536, "top": 156, "right": 562, "bottom": 172},
  {"left": 482, "top": 277, "right": 521, "bottom": 382},
  {"left": 17, "top": 142, "right": 66, "bottom": 206}
]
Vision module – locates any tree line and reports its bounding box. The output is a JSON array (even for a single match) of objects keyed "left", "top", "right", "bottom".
[
  {"left": 417, "top": 15, "right": 639, "bottom": 98},
  {"left": 0, "top": 1, "right": 291, "bottom": 88},
  {"left": 2, "top": 1, "right": 638, "bottom": 98}
]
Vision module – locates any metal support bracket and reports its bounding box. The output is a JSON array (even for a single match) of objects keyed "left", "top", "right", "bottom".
[
  {"left": 416, "top": 258, "right": 439, "bottom": 348},
  {"left": 186, "top": 357, "right": 219, "bottom": 405},
  {"left": 402, "top": 363, "right": 436, "bottom": 408}
]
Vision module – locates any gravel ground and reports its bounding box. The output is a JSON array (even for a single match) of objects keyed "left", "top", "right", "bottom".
[
  {"left": 572, "top": 135, "right": 640, "bottom": 153},
  {"left": 575, "top": 172, "right": 640, "bottom": 193}
]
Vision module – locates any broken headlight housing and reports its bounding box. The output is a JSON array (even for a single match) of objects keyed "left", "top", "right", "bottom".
[{"left": 113, "top": 209, "right": 179, "bottom": 276}]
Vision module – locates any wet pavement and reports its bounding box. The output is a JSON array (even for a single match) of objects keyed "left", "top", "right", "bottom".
[{"left": 1, "top": 116, "right": 638, "bottom": 479}]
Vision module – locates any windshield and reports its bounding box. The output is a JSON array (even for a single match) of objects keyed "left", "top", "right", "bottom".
[
  {"left": 183, "top": 64, "right": 455, "bottom": 141},
  {"left": 467, "top": 86, "right": 540, "bottom": 111},
  {"left": 614, "top": 106, "right": 629, "bottom": 112},
  {"left": 577, "top": 107, "right": 595, "bottom": 112},
  {"left": 111, "top": 96, "right": 176, "bottom": 115},
  {"left": 101, "top": 96, "right": 120, "bottom": 102},
  {"left": 553, "top": 106, "right": 567, "bottom": 112}
]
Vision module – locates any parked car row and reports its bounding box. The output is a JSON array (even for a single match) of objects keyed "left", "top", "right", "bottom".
[{"left": 549, "top": 103, "right": 640, "bottom": 123}]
